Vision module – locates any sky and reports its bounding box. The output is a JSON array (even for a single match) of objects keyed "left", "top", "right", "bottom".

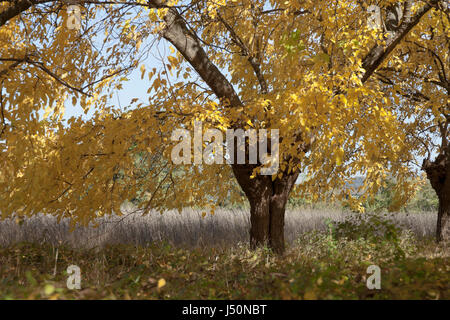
[
  {"left": 42, "top": 4, "right": 171, "bottom": 123},
  {"left": 61, "top": 64, "right": 150, "bottom": 121}
]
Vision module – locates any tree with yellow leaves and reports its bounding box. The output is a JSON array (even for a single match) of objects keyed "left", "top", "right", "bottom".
[
  {"left": 0, "top": 0, "right": 447, "bottom": 253},
  {"left": 370, "top": 1, "right": 449, "bottom": 242}
]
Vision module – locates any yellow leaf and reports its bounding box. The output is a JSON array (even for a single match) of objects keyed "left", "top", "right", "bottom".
[
  {"left": 336, "top": 148, "right": 344, "bottom": 166},
  {"left": 157, "top": 278, "right": 166, "bottom": 290},
  {"left": 140, "top": 64, "right": 146, "bottom": 80},
  {"left": 44, "top": 284, "right": 55, "bottom": 296},
  {"left": 168, "top": 55, "right": 177, "bottom": 66},
  {"left": 304, "top": 290, "right": 317, "bottom": 300}
]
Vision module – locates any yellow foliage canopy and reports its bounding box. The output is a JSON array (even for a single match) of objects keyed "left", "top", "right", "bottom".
[{"left": 0, "top": 0, "right": 447, "bottom": 222}]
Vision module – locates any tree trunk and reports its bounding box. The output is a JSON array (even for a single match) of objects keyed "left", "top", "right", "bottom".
[
  {"left": 422, "top": 152, "right": 450, "bottom": 243},
  {"left": 269, "top": 173, "right": 299, "bottom": 253},
  {"left": 232, "top": 163, "right": 299, "bottom": 254},
  {"left": 436, "top": 192, "right": 449, "bottom": 243}
]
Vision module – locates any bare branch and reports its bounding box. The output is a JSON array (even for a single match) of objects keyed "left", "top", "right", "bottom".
[{"left": 217, "top": 12, "right": 268, "bottom": 94}]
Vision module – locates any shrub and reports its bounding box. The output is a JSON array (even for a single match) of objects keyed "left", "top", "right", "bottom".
[{"left": 328, "top": 212, "right": 417, "bottom": 259}]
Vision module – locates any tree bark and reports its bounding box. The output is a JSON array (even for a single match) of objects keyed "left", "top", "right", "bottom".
[
  {"left": 422, "top": 150, "right": 450, "bottom": 243},
  {"left": 269, "top": 173, "right": 299, "bottom": 253},
  {"left": 436, "top": 190, "right": 450, "bottom": 243},
  {"left": 232, "top": 163, "right": 299, "bottom": 254},
  {"left": 0, "top": 0, "right": 37, "bottom": 28}
]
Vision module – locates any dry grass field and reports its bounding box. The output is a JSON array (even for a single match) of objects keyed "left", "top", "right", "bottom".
[
  {"left": 0, "top": 206, "right": 439, "bottom": 248},
  {"left": 0, "top": 206, "right": 448, "bottom": 300}
]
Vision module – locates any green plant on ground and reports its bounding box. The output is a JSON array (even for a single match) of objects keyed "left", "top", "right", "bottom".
[{"left": 330, "top": 212, "right": 417, "bottom": 259}]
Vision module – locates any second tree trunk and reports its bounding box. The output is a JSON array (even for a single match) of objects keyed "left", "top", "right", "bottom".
[
  {"left": 232, "top": 164, "right": 299, "bottom": 254},
  {"left": 422, "top": 153, "right": 449, "bottom": 243}
]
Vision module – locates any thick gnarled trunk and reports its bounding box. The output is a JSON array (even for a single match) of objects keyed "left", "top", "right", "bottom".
[
  {"left": 232, "top": 163, "right": 299, "bottom": 254},
  {"left": 422, "top": 152, "right": 450, "bottom": 243}
]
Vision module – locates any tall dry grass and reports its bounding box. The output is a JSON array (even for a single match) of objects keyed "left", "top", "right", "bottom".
[{"left": 0, "top": 204, "right": 437, "bottom": 249}]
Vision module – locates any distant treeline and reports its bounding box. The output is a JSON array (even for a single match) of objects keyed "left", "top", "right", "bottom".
[
  {"left": 285, "top": 179, "right": 438, "bottom": 213},
  {"left": 215, "top": 178, "right": 438, "bottom": 213}
]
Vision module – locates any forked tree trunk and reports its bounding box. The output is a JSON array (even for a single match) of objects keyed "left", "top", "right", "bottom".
[
  {"left": 232, "top": 163, "right": 299, "bottom": 254},
  {"left": 422, "top": 152, "right": 450, "bottom": 243}
]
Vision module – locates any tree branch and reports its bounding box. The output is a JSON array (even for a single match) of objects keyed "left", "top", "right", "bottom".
[
  {"left": 217, "top": 12, "right": 268, "bottom": 94},
  {"left": 0, "top": 0, "right": 36, "bottom": 27},
  {"left": 148, "top": 0, "right": 242, "bottom": 108},
  {"left": 361, "top": 0, "right": 438, "bottom": 83}
]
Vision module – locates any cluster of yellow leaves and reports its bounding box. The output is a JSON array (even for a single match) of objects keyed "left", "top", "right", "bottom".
[{"left": 0, "top": 0, "right": 447, "bottom": 220}]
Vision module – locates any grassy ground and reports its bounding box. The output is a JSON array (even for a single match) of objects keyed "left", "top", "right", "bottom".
[{"left": 0, "top": 208, "right": 448, "bottom": 300}]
